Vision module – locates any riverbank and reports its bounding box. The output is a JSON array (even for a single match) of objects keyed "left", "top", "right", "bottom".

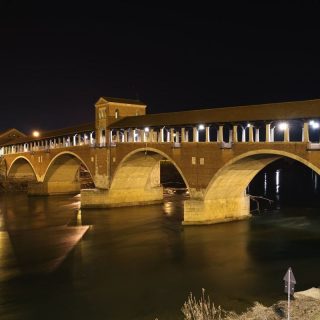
[{"left": 181, "top": 288, "right": 320, "bottom": 320}]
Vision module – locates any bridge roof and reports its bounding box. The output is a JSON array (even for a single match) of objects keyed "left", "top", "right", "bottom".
[
  {"left": 109, "top": 98, "right": 320, "bottom": 128},
  {"left": 0, "top": 128, "right": 26, "bottom": 145},
  {"left": 0, "top": 122, "right": 94, "bottom": 146},
  {"left": 99, "top": 97, "right": 146, "bottom": 105}
]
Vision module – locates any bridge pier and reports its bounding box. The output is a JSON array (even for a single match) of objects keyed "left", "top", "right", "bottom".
[
  {"left": 28, "top": 181, "right": 81, "bottom": 195},
  {"left": 80, "top": 186, "right": 163, "bottom": 208},
  {"left": 183, "top": 195, "right": 251, "bottom": 225}
]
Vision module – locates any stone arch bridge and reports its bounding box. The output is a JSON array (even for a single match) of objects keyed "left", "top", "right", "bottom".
[{"left": 1, "top": 97, "right": 320, "bottom": 224}]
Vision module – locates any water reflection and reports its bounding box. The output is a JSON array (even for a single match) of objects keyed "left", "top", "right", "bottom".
[
  {"left": 1, "top": 182, "right": 320, "bottom": 319},
  {"left": 263, "top": 172, "right": 267, "bottom": 196},
  {"left": 275, "top": 169, "right": 280, "bottom": 194}
]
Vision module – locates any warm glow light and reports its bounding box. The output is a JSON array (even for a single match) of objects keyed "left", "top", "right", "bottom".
[
  {"left": 144, "top": 127, "right": 150, "bottom": 132},
  {"left": 310, "top": 120, "right": 320, "bottom": 129},
  {"left": 278, "top": 122, "right": 288, "bottom": 131},
  {"left": 247, "top": 123, "right": 251, "bottom": 128},
  {"left": 32, "top": 130, "right": 40, "bottom": 137},
  {"left": 198, "top": 124, "right": 205, "bottom": 130}
]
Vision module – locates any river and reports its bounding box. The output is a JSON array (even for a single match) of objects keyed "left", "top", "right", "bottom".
[{"left": 0, "top": 160, "right": 320, "bottom": 319}]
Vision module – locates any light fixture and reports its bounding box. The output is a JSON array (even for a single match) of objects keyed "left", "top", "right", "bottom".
[
  {"left": 32, "top": 130, "right": 40, "bottom": 137},
  {"left": 144, "top": 127, "right": 150, "bottom": 132},
  {"left": 278, "top": 122, "right": 288, "bottom": 131},
  {"left": 247, "top": 123, "right": 251, "bottom": 128},
  {"left": 309, "top": 120, "right": 319, "bottom": 129},
  {"left": 198, "top": 124, "right": 205, "bottom": 130}
]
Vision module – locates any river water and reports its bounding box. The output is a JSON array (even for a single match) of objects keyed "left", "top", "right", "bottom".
[{"left": 1, "top": 161, "right": 320, "bottom": 319}]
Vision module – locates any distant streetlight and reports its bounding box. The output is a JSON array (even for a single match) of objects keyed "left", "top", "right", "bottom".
[
  {"left": 247, "top": 123, "right": 251, "bottom": 128},
  {"left": 32, "top": 130, "right": 40, "bottom": 138},
  {"left": 144, "top": 127, "right": 150, "bottom": 132},
  {"left": 198, "top": 124, "right": 205, "bottom": 130}
]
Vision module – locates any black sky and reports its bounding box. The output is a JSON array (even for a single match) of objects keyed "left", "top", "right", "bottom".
[{"left": 1, "top": 1, "right": 320, "bottom": 133}]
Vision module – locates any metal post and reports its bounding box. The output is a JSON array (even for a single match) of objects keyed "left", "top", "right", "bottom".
[{"left": 288, "top": 269, "right": 290, "bottom": 320}]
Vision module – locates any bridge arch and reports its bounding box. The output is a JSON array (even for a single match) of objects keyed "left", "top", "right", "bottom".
[
  {"left": 111, "top": 147, "right": 190, "bottom": 192},
  {"left": 7, "top": 156, "right": 40, "bottom": 181},
  {"left": 204, "top": 149, "right": 320, "bottom": 201},
  {"left": 42, "top": 151, "right": 94, "bottom": 183}
]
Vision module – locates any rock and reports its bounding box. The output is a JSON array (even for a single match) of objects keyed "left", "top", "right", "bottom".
[{"left": 295, "top": 287, "right": 320, "bottom": 300}]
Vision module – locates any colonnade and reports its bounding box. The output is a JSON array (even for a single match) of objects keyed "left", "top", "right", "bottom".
[
  {"left": 2, "top": 131, "right": 95, "bottom": 155},
  {"left": 2, "top": 120, "right": 319, "bottom": 156},
  {"left": 109, "top": 121, "right": 315, "bottom": 144}
]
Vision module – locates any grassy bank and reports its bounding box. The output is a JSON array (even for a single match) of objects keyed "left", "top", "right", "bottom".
[{"left": 179, "top": 289, "right": 320, "bottom": 320}]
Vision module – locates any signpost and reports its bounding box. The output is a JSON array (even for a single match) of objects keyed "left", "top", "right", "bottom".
[{"left": 283, "top": 267, "right": 296, "bottom": 320}]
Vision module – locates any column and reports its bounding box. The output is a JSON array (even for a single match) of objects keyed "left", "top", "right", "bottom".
[
  {"left": 116, "top": 131, "right": 120, "bottom": 143},
  {"left": 302, "top": 122, "right": 309, "bottom": 142},
  {"left": 217, "top": 125, "right": 224, "bottom": 143},
  {"left": 249, "top": 126, "right": 254, "bottom": 142},
  {"left": 175, "top": 131, "right": 180, "bottom": 143},
  {"left": 255, "top": 128, "right": 260, "bottom": 142},
  {"left": 271, "top": 127, "right": 275, "bottom": 142},
  {"left": 193, "top": 127, "right": 199, "bottom": 142},
  {"left": 284, "top": 125, "right": 290, "bottom": 142},
  {"left": 241, "top": 127, "right": 246, "bottom": 142},
  {"left": 159, "top": 128, "right": 164, "bottom": 142},
  {"left": 78, "top": 134, "right": 81, "bottom": 145},
  {"left": 232, "top": 125, "right": 238, "bottom": 143},
  {"left": 124, "top": 130, "right": 128, "bottom": 142},
  {"left": 185, "top": 130, "right": 189, "bottom": 142},
  {"left": 205, "top": 126, "right": 210, "bottom": 142},
  {"left": 266, "top": 123, "right": 271, "bottom": 142},
  {"left": 170, "top": 128, "right": 175, "bottom": 143},
  {"left": 181, "top": 128, "right": 186, "bottom": 142},
  {"left": 149, "top": 129, "right": 154, "bottom": 142}
]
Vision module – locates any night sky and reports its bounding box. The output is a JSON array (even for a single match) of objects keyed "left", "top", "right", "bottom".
[{"left": 1, "top": 1, "right": 320, "bottom": 134}]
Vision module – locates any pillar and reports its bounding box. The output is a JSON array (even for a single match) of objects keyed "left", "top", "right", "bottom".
[
  {"left": 302, "top": 122, "right": 309, "bottom": 142},
  {"left": 241, "top": 128, "right": 246, "bottom": 142},
  {"left": 217, "top": 125, "right": 224, "bottom": 143},
  {"left": 249, "top": 126, "right": 254, "bottom": 142},
  {"left": 170, "top": 128, "right": 175, "bottom": 143},
  {"left": 255, "top": 128, "right": 260, "bottom": 142},
  {"left": 205, "top": 126, "right": 210, "bottom": 142},
  {"left": 284, "top": 125, "right": 290, "bottom": 142},
  {"left": 193, "top": 127, "right": 199, "bottom": 142},
  {"left": 266, "top": 123, "right": 271, "bottom": 142},
  {"left": 149, "top": 129, "right": 154, "bottom": 142},
  {"left": 181, "top": 128, "right": 186, "bottom": 142},
  {"left": 232, "top": 125, "right": 238, "bottom": 142},
  {"left": 159, "top": 128, "right": 164, "bottom": 142}
]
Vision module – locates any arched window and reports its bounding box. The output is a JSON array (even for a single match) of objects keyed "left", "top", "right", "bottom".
[{"left": 115, "top": 109, "right": 119, "bottom": 119}]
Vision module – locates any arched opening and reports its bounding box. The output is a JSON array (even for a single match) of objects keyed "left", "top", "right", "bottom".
[
  {"left": 6, "top": 158, "right": 38, "bottom": 191},
  {"left": 44, "top": 153, "right": 94, "bottom": 187},
  {"left": 249, "top": 158, "right": 320, "bottom": 212},
  {"left": 34, "top": 153, "right": 95, "bottom": 195},
  {"left": 160, "top": 160, "right": 187, "bottom": 195},
  {"left": 204, "top": 150, "right": 320, "bottom": 216},
  {"left": 105, "top": 149, "right": 189, "bottom": 207}
]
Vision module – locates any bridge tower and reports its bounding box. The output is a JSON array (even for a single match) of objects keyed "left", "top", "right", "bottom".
[{"left": 95, "top": 97, "right": 146, "bottom": 147}]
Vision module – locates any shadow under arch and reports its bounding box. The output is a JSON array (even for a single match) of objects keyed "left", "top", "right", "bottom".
[
  {"left": 111, "top": 147, "right": 190, "bottom": 192},
  {"left": 42, "top": 151, "right": 94, "bottom": 185},
  {"left": 7, "top": 156, "right": 40, "bottom": 182},
  {"left": 204, "top": 149, "right": 320, "bottom": 201}
]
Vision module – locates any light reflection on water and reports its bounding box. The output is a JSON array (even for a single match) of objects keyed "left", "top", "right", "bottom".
[{"left": 0, "top": 185, "right": 320, "bottom": 319}]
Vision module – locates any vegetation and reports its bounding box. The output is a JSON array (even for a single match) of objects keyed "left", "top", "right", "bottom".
[{"left": 179, "top": 289, "right": 320, "bottom": 320}]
